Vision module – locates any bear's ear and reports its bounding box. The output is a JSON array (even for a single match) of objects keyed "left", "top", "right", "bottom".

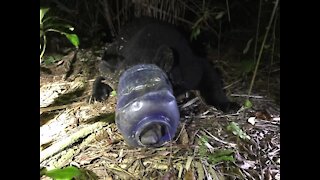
[{"left": 152, "top": 45, "right": 174, "bottom": 74}]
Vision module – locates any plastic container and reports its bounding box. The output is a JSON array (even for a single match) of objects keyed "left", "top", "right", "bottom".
[{"left": 115, "top": 64, "right": 180, "bottom": 147}]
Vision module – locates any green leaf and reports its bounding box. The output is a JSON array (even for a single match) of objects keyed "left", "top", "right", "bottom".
[
  {"left": 45, "top": 166, "right": 81, "bottom": 180},
  {"left": 244, "top": 99, "right": 252, "bottom": 108},
  {"left": 190, "top": 27, "right": 201, "bottom": 41},
  {"left": 213, "top": 149, "right": 234, "bottom": 157},
  {"left": 45, "top": 23, "right": 74, "bottom": 31},
  {"left": 215, "top": 11, "right": 225, "bottom": 20},
  {"left": 243, "top": 38, "right": 253, "bottom": 54},
  {"left": 227, "top": 122, "right": 250, "bottom": 140},
  {"left": 264, "top": 44, "right": 271, "bottom": 49},
  {"left": 208, "top": 149, "right": 235, "bottom": 164},
  {"left": 198, "top": 135, "right": 209, "bottom": 145},
  {"left": 42, "top": 16, "right": 56, "bottom": 24},
  {"left": 195, "top": 27, "right": 200, "bottom": 36},
  {"left": 65, "top": 34, "right": 80, "bottom": 48},
  {"left": 43, "top": 54, "right": 63, "bottom": 65},
  {"left": 197, "top": 135, "right": 210, "bottom": 157},
  {"left": 240, "top": 59, "right": 255, "bottom": 74},
  {"left": 43, "top": 56, "right": 56, "bottom": 65},
  {"left": 110, "top": 90, "right": 117, "bottom": 97},
  {"left": 40, "top": 8, "right": 50, "bottom": 23},
  {"left": 209, "top": 155, "right": 235, "bottom": 164}
]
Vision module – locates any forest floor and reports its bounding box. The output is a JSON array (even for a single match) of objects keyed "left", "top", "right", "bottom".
[{"left": 40, "top": 45, "right": 280, "bottom": 180}]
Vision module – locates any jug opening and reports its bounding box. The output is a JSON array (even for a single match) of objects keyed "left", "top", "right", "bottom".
[{"left": 135, "top": 118, "right": 171, "bottom": 147}]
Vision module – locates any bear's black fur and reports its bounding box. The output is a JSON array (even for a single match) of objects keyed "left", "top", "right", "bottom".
[
  {"left": 92, "top": 76, "right": 113, "bottom": 101},
  {"left": 92, "top": 20, "right": 240, "bottom": 113}
]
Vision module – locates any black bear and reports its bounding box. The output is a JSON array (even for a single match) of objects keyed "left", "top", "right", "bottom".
[{"left": 92, "top": 21, "right": 240, "bottom": 113}]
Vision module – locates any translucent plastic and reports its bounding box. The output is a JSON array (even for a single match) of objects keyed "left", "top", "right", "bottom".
[{"left": 116, "top": 64, "right": 180, "bottom": 147}]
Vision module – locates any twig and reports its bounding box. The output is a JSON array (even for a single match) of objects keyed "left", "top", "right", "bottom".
[
  {"left": 173, "top": 122, "right": 186, "bottom": 142},
  {"left": 195, "top": 161, "right": 205, "bottom": 179},
  {"left": 116, "top": 0, "right": 121, "bottom": 32},
  {"left": 253, "top": 0, "right": 262, "bottom": 64},
  {"left": 230, "top": 94, "right": 264, "bottom": 99},
  {"left": 63, "top": 50, "right": 78, "bottom": 80},
  {"left": 139, "top": 3, "right": 194, "bottom": 26},
  {"left": 255, "top": 119, "right": 280, "bottom": 126},
  {"left": 201, "top": 129, "right": 237, "bottom": 148},
  {"left": 181, "top": 97, "right": 200, "bottom": 108},
  {"left": 40, "top": 102, "right": 85, "bottom": 114},
  {"left": 107, "top": 165, "right": 137, "bottom": 178},
  {"left": 179, "top": 0, "right": 200, "bottom": 16},
  {"left": 225, "top": 0, "right": 231, "bottom": 22},
  {"left": 40, "top": 121, "right": 109, "bottom": 163},
  {"left": 40, "top": 81, "right": 75, "bottom": 88},
  {"left": 268, "top": 10, "right": 279, "bottom": 94},
  {"left": 217, "top": 20, "right": 221, "bottom": 60},
  {"left": 196, "top": 133, "right": 214, "bottom": 153},
  {"left": 223, "top": 79, "right": 241, "bottom": 89},
  {"left": 247, "top": 0, "right": 279, "bottom": 97},
  {"left": 100, "top": 0, "right": 116, "bottom": 37},
  {"left": 40, "top": 35, "right": 47, "bottom": 63},
  {"left": 201, "top": 160, "right": 213, "bottom": 180},
  {"left": 45, "top": 128, "right": 103, "bottom": 170}
]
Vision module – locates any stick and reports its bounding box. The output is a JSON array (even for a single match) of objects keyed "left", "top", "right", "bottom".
[
  {"left": 202, "top": 129, "right": 237, "bottom": 148},
  {"left": 40, "top": 121, "right": 109, "bottom": 163},
  {"left": 230, "top": 94, "right": 264, "bottom": 99},
  {"left": 40, "top": 102, "right": 85, "bottom": 114}
]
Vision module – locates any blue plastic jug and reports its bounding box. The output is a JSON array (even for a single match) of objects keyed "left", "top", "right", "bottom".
[{"left": 115, "top": 64, "right": 180, "bottom": 147}]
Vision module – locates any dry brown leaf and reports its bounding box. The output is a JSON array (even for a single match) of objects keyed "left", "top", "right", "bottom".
[{"left": 184, "top": 169, "right": 196, "bottom": 180}]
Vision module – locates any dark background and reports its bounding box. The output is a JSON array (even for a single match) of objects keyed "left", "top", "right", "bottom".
[{"left": 5, "top": 0, "right": 307, "bottom": 179}]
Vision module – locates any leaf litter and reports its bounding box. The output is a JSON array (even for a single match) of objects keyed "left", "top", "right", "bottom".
[{"left": 40, "top": 49, "right": 280, "bottom": 180}]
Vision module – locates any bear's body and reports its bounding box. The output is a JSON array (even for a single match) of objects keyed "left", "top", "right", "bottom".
[{"left": 93, "top": 21, "right": 239, "bottom": 113}]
